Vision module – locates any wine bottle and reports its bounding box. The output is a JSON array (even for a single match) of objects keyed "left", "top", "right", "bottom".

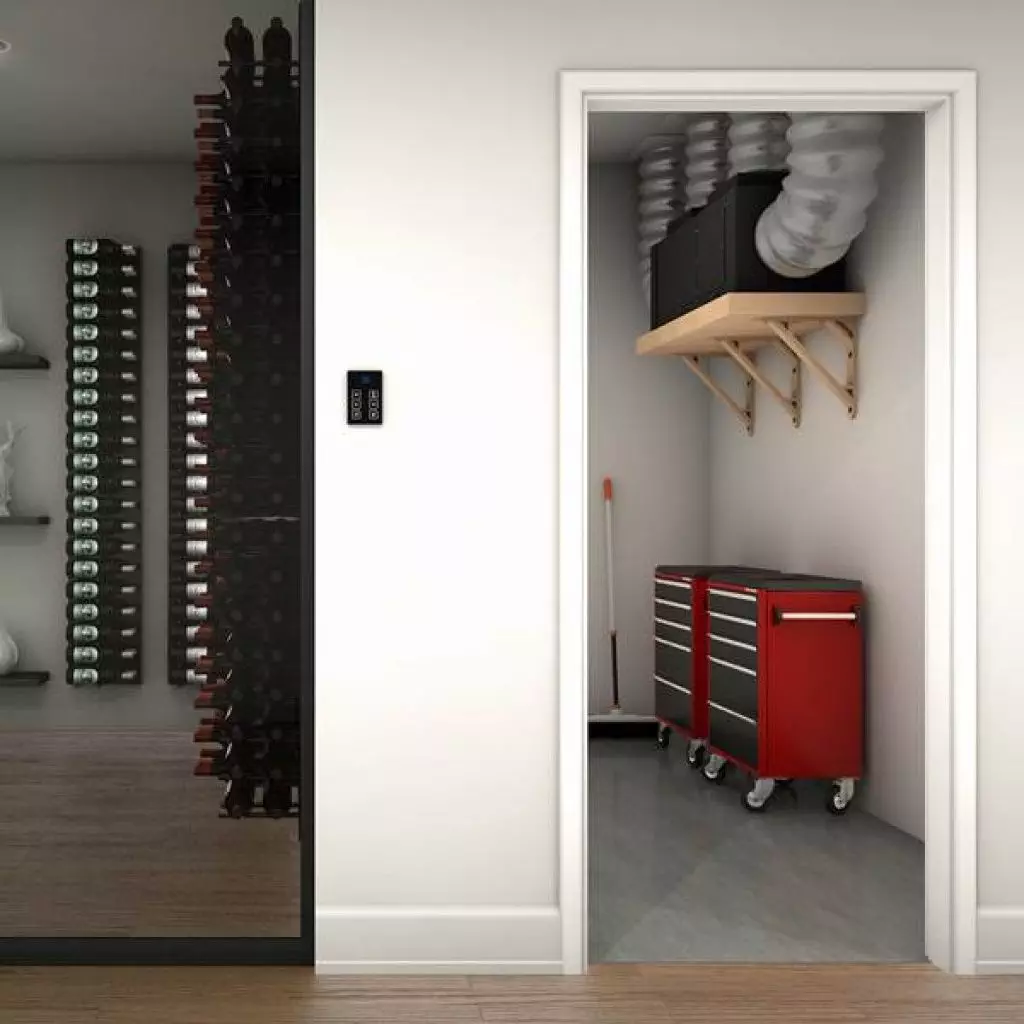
[
  {"left": 68, "top": 281, "right": 139, "bottom": 301},
  {"left": 70, "top": 432, "right": 140, "bottom": 450},
  {"left": 68, "top": 324, "right": 139, "bottom": 344},
  {"left": 67, "top": 452, "right": 139, "bottom": 470},
  {"left": 69, "top": 667, "right": 140, "bottom": 686},
  {"left": 69, "top": 496, "right": 140, "bottom": 516},
  {"left": 66, "top": 239, "right": 140, "bottom": 260},
  {"left": 67, "top": 259, "right": 139, "bottom": 280},
  {"left": 71, "top": 646, "right": 140, "bottom": 664},
  {"left": 70, "top": 388, "right": 138, "bottom": 406},
  {"left": 169, "top": 601, "right": 210, "bottom": 621},
  {"left": 69, "top": 624, "right": 139, "bottom": 644},
  {"left": 67, "top": 410, "right": 139, "bottom": 429},
  {"left": 170, "top": 538, "right": 209, "bottom": 557},
  {"left": 69, "top": 368, "right": 139, "bottom": 386},
  {"left": 68, "top": 302, "right": 139, "bottom": 323},
  {"left": 68, "top": 581, "right": 139, "bottom": 600},
  {"left": 70, "top": 345, "right": 139, "bottom": 365},
  {"left": 68, "top": 517, "right": 140, "bottom": 536},
  {"left": 66, "top": 538, "right": 139, "bottom": 556},
  {"left": 70, "top": 560, "right": 140, "bottom": 579}
]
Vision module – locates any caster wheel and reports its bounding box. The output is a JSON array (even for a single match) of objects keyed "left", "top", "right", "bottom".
[
  {"left": 656, "top": 726, "right": 671, "bottom": 750},
  {"left": 743, "top": 778, "right": 776, "bottom": 813},
  {"left": 685, "top": 741, "right": 705, "bottom": 770},
  {"left": 701, "top": 757, "right": 728, "bottom": 784},
  {"left": 743, "top": 791, "right": 768, "bottom": 813},
  {"left": 827, "top": 780, "right": 856, "bottom": 816}
]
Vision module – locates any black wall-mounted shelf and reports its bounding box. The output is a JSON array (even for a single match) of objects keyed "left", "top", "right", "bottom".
[
  {"left": 0, "top": 515, "right": 50, "bottom": 525},
  {"left": 0, "top": 353, "right": 50, "bottom": 370},
  {"left": 0, "top": 671, "right": 49, "bottom": 687}
]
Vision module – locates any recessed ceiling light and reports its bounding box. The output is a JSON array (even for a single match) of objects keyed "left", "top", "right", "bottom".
[{"left": 0, "top": 40, "right": 11, "bottom": 55}]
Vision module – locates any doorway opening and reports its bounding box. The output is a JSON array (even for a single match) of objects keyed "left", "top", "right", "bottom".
[{"left": 558, "top": 71, "right": 977, "bottom": 975}]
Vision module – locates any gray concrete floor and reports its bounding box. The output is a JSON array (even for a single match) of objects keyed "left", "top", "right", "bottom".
[{"left": 588, "top": 737, "right": 925, "bottom": 963}]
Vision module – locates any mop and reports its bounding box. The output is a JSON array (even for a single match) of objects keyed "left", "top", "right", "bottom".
[{"left": 588, "top": 477, "right": 658, "bottom": 738}]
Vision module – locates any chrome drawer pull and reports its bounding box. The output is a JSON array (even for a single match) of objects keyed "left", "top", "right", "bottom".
[
  {"left": 709, "top": 701, "right": 756, "bottom": 727},
  {"left": 709, "top": 610, "right": 757, "bottom": 628},
  {"left": 709, "top": 655, "right": 756, "bottom": 677},
  {"left": 772, "top": 608, "right": 861, "bottom": 624},
  {"left": 656, "top": 578, "right": 692, "bottom": 590},
  {"left": 657, "top": 637, "right": 691, "bottom": 654},
  {"left": 709, "top": 587, "right": 757, "bottom": 602},
  {"left": 655, "top": 674, "right": 691, "bottom": 696},
  {"left": 709, "top": 632, "right": 756, "bottom": 652},
  {"left": 655, "top": 617, "right": 691, "bottom": 632}
]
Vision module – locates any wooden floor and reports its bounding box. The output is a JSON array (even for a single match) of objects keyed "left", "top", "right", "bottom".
[
  {"left": 0, "top": 731, "right": 300, "bottom": 936},
  {"left": 0, "top": 965, "right": 1023, "bottom": 1022}
]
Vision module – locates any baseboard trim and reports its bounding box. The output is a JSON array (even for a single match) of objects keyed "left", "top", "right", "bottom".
[
  {"left": 976, "top": 907, "right": 1024, "bottom": 972},
  {"left": 315, "top": 905, "right": 562, "bottom": 973}
]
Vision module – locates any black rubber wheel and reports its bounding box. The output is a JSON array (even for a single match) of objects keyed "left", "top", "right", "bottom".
[
  {"left": 827, "top": 785, "right": 851, "bottom": 816},
  {"left": 656, "top": 726, "right": 671, "bottom": 750},
  {"left": 702, "top": 760, "right": 728, "bottom": 785},
  {"left": 685, "top": 742, "right": 705, "bottom": 770}
]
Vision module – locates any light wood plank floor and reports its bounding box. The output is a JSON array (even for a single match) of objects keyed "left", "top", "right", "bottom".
[
  {"left": 0, "top": 965, "right": 1023, "bottom": 1022},
  {"left": 0, "top": 731, "right": 300, "bottom": 937}
]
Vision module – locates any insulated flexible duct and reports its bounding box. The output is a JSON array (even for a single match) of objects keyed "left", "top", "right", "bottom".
[
  {"left": 636, "top": 135, "right": 685, "bottom": 302},
  {"left": 755, "top": 113, "right": 885, "bottom": 278},
  {"left": 683, "top": 114, "right": 730, "bottom": 211},
  {"left": 727, "top": 113, "right": 790, "bottom": 176}
]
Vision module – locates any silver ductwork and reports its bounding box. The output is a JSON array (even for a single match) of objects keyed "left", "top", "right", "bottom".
[
  {"left": 755, "top": 113, "right": 886, "bottom": 278},
  {"left": 636, "top": 135, "right": 685, "bottom": 303},
  {"left": 683, "top": 114, "right": 730, "bottom": 211},
  {"left": 727, "top": 114, "right": 790, "bottom": 176}
]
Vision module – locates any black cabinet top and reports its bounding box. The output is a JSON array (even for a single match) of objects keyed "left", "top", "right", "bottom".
[
  {"left": 709, "top": 571, "right": 863, "bottom": 592},
  {"left": 656, "top": 564, "right": 780, "bottom": 580}
]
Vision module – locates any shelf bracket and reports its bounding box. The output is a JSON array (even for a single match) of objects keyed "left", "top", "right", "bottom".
[
  {"left": 682, "top": 354, "right": 754, "bottom": 435},
  {"left": 765, "top": 318, "right": 857, "bottom": 419},
  {"left": 719, "top": 339, "right": 802, "bottom": 428}
]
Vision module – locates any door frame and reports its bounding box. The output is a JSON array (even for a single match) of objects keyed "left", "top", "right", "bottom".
[{"left": 558, "top": 70, "right": 977, "bottom": 975}]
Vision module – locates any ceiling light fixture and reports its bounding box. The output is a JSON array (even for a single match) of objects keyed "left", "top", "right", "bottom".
[{"left": 0, "top": 40, "right": 11, "bottom": 54}]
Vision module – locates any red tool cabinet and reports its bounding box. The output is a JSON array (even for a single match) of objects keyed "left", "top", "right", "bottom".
[
  {"left": 652, "top": 565, "right": 777, "bottom": 769},
  {"left": 699, "top": 571, "right": 865, "bottom": 814}
]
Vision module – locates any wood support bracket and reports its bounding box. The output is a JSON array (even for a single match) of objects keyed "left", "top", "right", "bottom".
[
  {"left": 719, "top": 339, "right": 802, "bottom": 428},
  {"left": 683, "top": 354, "right": 755, "bottom": 435},
  {"left": 766, "top": 318, "right": 858, "bottom": 419}
]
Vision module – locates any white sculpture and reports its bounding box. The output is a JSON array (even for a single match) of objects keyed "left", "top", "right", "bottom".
[
  {"left": 0, "top": 290, "right": 25, "bottom": 355},
  {"left": 0, "top": 627, "right": 18, "bottom": 676},
  {"left": 0, "top": 422, "right": 23, "bottom": 517}
]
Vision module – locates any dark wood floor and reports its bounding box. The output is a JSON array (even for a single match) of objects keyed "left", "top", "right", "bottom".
[
  {"left": 0, "top": 731, "right": 299, "bottom": 937},
  {"left": 0, "top": 965, "right": 1023, "bottom": 1022}
]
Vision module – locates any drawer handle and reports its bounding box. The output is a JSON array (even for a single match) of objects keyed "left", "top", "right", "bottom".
[{"left": 772, "top": 608, "right": 861, "bottom": 625}]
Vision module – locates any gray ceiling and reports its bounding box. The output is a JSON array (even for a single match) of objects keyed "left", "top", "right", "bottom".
[
  {"left": 588, "top": 112, "right": 691, "bottom": 164},
  {"left": 0, "top": 0, "right": 298, "bottom": 162}
]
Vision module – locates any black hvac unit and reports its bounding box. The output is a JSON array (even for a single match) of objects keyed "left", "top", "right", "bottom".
[{"left": 649, "top": 171, "right": 849, "bottom": 330}]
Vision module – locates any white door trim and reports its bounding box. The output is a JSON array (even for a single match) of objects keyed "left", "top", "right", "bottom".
[{"left": 557, "top": 69, "right": 978, "bottom": 975}]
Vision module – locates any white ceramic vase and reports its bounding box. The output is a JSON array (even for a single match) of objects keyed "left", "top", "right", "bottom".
[
  {"left": 0, "top": 626, "right": 19, "bottom": 676},
  {"left": 0, "top": 422, "right": 20, "bottom": 517},
  {"left": 0, "top": 290, "right": 25, "bottom": 355}
]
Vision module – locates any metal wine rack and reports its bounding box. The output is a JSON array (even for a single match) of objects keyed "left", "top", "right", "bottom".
[
  {"left": 188, "top": 16, "right": 301, "bottom": 819},
  {"left": 65, "top": 238, "right": 143, "bottom": 686}
]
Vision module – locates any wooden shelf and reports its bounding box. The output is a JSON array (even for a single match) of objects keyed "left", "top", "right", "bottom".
[
  {"left": 637, "top": 292, "right": 866, "bottom": 434},
  {"left": 0, "top": 353, "right": 49, "bottom": 370},
  {"left": 0, "top": 515, "right": 50, "bottom": 525},
  {"left": 0, "top": 670, "right": 49, "bottom": 687}
]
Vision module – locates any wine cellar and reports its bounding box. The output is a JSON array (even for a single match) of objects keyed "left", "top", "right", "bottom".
[
  {"left": 65, "top": 239, "right": 143, "bottom": 687},
  {"left": 0, "top": 2, "right": 308, "bottom": 946}
]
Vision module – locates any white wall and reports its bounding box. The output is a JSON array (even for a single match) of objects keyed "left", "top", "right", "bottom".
[
  {"left": 315, "top": 0, "right": 1024, "bottom": 970},
  {"left": 0, "top": 163, "right": 197, "bottom": 729},
  {"left": 708, "top": 114, "right": 925, "bottom": 840},
  {"left": 588, "top": 163, "right": 709, "bottom": 716}
]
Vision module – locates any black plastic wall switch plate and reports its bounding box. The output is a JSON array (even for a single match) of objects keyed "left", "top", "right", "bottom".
[{"left": 347, "top": 370, "right": 383, "bottom": 426}]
